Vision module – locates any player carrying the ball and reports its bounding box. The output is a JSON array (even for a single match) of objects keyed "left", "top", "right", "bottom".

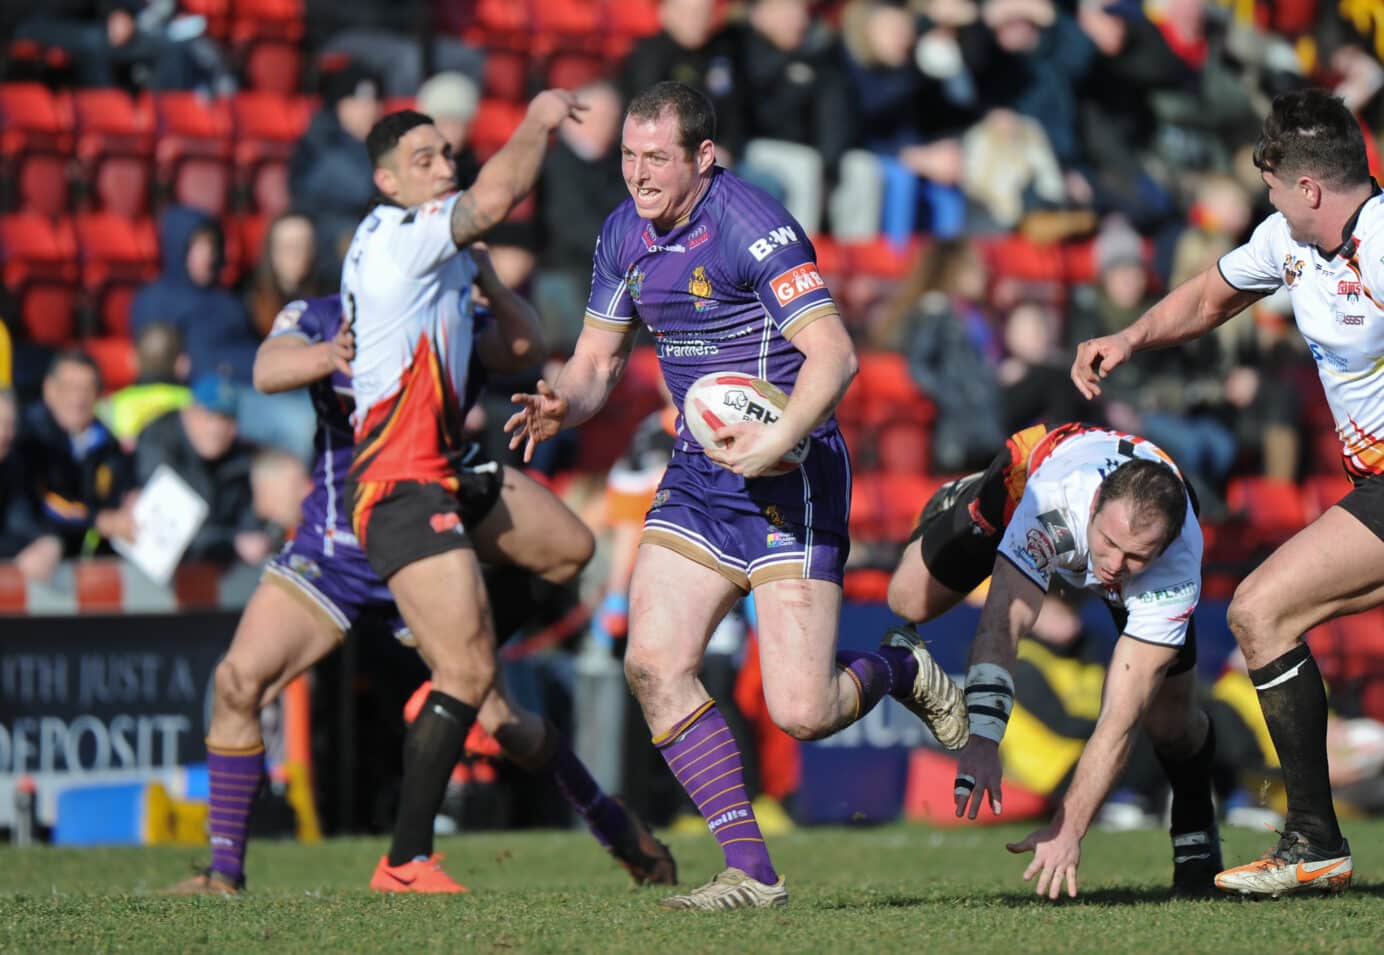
[{"left": 506, "top": 81, "right": 966, "bottom": 910}]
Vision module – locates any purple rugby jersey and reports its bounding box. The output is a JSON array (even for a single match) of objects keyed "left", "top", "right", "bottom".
[{"left": 584, "top": 167, "right": 841, "bottom": 452}]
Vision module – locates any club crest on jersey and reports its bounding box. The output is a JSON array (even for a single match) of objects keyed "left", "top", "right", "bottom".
[
  {"left": 288, "top": 554, "right": 322, "bottom": 579},
  {"left": 1022, "top": 528, "right": 1056, "bottom": 572},
  {"left": 271, "top": 299, "right": 308, "bottom": 333},
  {"left": 625, "top": 265, "right": 645, "bottom": 302},
  {"left": 763, "top": 504, "right": 787, "bottom": 527},
  {"left": 650, "top": 489, "right": 670, "bottom": 510},
  {"left": 1281, "top": 254, "right": 1304, "bottom": 287},
  {"left": 688, "top": 266, "right": 713, "bottom": 298}
]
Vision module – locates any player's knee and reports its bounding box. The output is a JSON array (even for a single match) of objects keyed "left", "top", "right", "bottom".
[
  {"left": 550, "top": 524, "right": 596, "bottom": 583},
  {"left": 430, "top": 650, "right": 496, "bottom": 702},
  {"left": 213, "top": 657, "right": 267, "bottom": 716},
  {"left": 770, "top": 698, "right": 835, "bottom": 741},
  {"left": 1227, "top": 579, "right": 1281, "bottom": 649},
  {"left": 886, "top": 577, "right": 925, "bottom": 623}
]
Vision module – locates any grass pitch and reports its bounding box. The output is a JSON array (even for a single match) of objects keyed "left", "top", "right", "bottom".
[{"left": 1, "top": 820, "right": 1380, "bottom": 953}]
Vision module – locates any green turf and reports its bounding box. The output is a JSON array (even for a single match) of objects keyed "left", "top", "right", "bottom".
[{"left": 0, "top": 820, "right": 1379, "bottom": 953}]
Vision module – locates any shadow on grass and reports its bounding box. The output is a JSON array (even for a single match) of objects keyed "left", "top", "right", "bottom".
[{"left": 816, "top": 880, "right": 1384, "bottom": 910}]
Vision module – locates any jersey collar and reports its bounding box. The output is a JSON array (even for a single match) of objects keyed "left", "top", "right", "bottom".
[{"left": 1320, "top": 178, "right": 1382, "bottom": 260}]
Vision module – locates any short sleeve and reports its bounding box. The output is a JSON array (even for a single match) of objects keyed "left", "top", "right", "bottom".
[
  {"left": 996, "top": 488, "right": 1057, "bottom": 592},
  {"left": 267, "top": 299, "right": 318, "bottom": 343},
  {"left": 388, "top": 192, "right": 463, "bottom": 276},
  {"left": 729, "top": 198, "right": 838, "bottom": 340},
  {"left": 1121, "top": 532, "right": 1202, "bottom": 647},
  {"left": 584, "top": 216, "right": 639, "bottom": 333},
  {"left": 1218, "top": 214, "right": 1288, "bottom": 294}
]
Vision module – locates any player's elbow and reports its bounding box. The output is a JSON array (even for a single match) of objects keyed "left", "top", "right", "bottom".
[{"left": 251, "top": 356, "right": 278, "bottom": 394}]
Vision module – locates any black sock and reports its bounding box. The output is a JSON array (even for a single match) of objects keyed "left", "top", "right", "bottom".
[
  {"left": 1155, "top": 715, "right": 1217, "bottom": 835},
  {"left": 1247, "top": 643, "right": 1342, "bottom": 849},
  {"left": 388, "top": 690, "right": 477, "bottom": 866},
  {"left": 483, "top": 566, "right": 574, "bottom": 642}
]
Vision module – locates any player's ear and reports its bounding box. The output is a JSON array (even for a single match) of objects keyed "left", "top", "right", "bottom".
[
  {"left": 694, "top": 138, "right": 716, "bottom": 174},
  {"left": 373, "top": 164, "right": 396, "bottom": 199}
]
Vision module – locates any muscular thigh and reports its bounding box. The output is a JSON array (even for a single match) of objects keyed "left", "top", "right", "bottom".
[
  {"left": 225, "top": 579, "right": 342, "bottom": 704},
  {"left": 1238, "top": 504, "right": 1384, "bottom": 635},
  {"left": 388, "top": 546, "right": 494, "bottom": 658},
  {"left": 628, "top": 542, "right": 741, "bottom": 672},
  {"left": 752, "top": 577, "right": 842, "bottom": 707},
  {"left": 471, "top": 465, "right": 593, "bottom": 575}
]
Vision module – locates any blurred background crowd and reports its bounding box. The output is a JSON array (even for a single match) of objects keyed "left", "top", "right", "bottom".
[{"left": 2, "top": 0, "right": 1384, "bottom": 837}]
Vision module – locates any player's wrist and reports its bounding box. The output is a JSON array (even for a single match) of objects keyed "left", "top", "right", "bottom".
[{"left": 965, "top": 663, "right": 1015, "bottom": 745}]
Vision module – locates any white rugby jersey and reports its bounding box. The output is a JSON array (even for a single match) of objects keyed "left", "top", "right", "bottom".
[
  {"left": 342, "top": 192, "right": 478, "bottom": 440},
  {"left": 1219, "top": 193, "right": 1384, "bottom": 479},
  {"left": 998, "top": 428, "right": 1203, "bottom": 648}
]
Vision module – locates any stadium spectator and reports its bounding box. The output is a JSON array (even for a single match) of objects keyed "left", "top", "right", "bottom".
[
  {"left": 9, "top": 350, "right": 133, "bottom": 581},
  {"left": 536, "top": 80, "right": 630, "bottom": 353},
  {"left": 618, "top": 0, "right": 745, "bottom": 160},
  {"left": 999, "top": 300, "right": 1083, "bottom": 431},
  {"left": 0, "top": 388, "right": 27, "bottom": 558},
  {"left": 961, "top": 108, "right": 1066, "bottom": 233},
  {"left": 841, "top": 0, "right": 969, "bottom": 241},
  {"left": 247, "top": 212, "right": 325, "bottom": 338},
  {"left": 249, "top": 447, "right": 312, "bottom": 540},
  {"left": 130, "top": 205, "right": 314, "bottom": 460},
  {"left": 98, "top": 321, "right": 192, "bottom": 449},
  {"left": 319, "top": 27, "right": 483, "bottom": 99},
  {"left": 289, "top": 62, "right": 383, "bottom": 268},
  {"left": 726, "top": 0, "right": 865, "bottom": 237},
  {"left": 895, "top": 238, "right": 1006, "bottom": 471},
  {"left": 134, "top": 374, "right": 271, "bottom": 566}
]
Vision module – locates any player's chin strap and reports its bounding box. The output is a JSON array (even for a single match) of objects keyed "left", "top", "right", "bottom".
[{"left": 964, "top": 663, "right": 1015, "bottom": 744}]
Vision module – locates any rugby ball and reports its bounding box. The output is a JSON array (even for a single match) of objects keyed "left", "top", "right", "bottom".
[{"left": 683, "top": 371, "right": 810, "bottom": 476}]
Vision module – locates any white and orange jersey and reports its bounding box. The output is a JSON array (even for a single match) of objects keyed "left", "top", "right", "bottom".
[
  {"left": 998, "top": 427, "right": 1203, "bottom": 648},
  {"left": 342, "top": 192, "right": 478, "bottom": 483},
  {"left": 1219, "top": 193, "right": 1384, "bottom": 481}
]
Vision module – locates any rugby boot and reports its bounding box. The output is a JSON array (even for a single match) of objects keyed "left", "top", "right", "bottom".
[
  {"left": 659, "top": 867, "right": 787, "bottom": 910},
  {"left": 1215, "top": 829, "right": 1352, "bottom": 898},
  {"left": 883, "top": 627, "right": 969, "bottom": 750},
  {"left": 370, "top": 852, "right": 469, "bottom": 894},
  {"left": 608, "top": 798, "right": 677, "bottom": 886}
]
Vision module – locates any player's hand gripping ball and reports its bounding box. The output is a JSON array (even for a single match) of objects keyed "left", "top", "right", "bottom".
[{"left": 683, "top": 371, "right": 810, "bottom": 477}]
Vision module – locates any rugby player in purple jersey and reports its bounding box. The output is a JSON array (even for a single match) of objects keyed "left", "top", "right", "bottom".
[
  {"left": 165, "top": 254, "right": 674, "bottom": 895},
  {"left": 506, "top": 82, "right": 966, "bottom": 910}
]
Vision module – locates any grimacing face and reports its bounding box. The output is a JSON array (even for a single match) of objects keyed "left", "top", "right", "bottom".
[
  {"left": 620, "top": 110, "right": 713, "bottom": 229},
  {"left": 376, "top": 124, "right": 457, "bottom": 209},
  {"left": 1086, "top": 495, "right": 1169, "bottom": 588}
]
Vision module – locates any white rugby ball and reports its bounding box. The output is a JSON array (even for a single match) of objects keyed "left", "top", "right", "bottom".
[{"left": 683, "top": 371, "right": 810, "bottom": 476}]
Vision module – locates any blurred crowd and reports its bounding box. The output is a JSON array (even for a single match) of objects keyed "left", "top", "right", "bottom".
[{"left": 2, "top": 0, "right": 1384, "bottom": 823}]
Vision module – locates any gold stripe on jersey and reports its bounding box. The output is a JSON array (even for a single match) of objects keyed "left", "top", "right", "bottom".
[
  {"left": 780, "top": 302, "right": 839, "bottom": 341},
  {"left": 584, "top": 311, "right": 639, "bottom": 334}
]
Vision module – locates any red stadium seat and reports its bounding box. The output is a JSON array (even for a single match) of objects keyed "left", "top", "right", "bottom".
[
  {"left": 85, "top": 335, "right": 138, "bottom": 391},
  {"left": 849, "top": 471, "right": 885, "bottom": 541},
  {"left": 606, "top": 0, "right": 661, "bottom": 38},
  {"left": 231, "top": 92, "right": 311, "bottom": 215},
  {"left": 243, "top": 43, "right": 303, "bottom": 95},
  {"left": 0, "top": 213, "right": 79, "bottom": 345},
  {"left": 544, "top": 51, "right": 608, "bottom": 92},
  {"left": 0, "top": 83, "right": 74, "bottom": 215},
  {"left": 1300, "top": 473, "right": 1352, "bottom": 523},
  {"left": 179, "top": 0, "right": 232, "bottom": 40},
  {"left": 854, "top": 351, "right": 934, "bottom": 428},
  {"left": 879, "top": 473, "right": 941, "bottom": 542},
  {"left": 874, "top": 417, "right": 932, "bottom": 475},
  {"left": 75, "top": 212, "right": 158, "bottom": 337},
  {"left": 153, "top": 93, "right": 233, "bottom": 216},
  {"left": 469, "top": 99, "right": 526, "bottom": 162},
  {"left": 72, "top": 89, "right": 154, "bottom": 219},
  {"left": 1226, "top": 476, "right": 1306, "bottom": 545},
  {"left": 843, "top": 237, "right": 921, "bottom": 280}
]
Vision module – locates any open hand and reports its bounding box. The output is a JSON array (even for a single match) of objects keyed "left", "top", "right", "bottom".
[
  {"left": 1007, "top": 821, "right": 1082, "bottom": 900},
  {"left": 504, "top": 380, "right": 569, "bottom": 462}
]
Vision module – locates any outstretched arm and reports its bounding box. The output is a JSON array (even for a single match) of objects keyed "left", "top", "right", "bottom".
[
  {"left": 1006, "top": 636, "right": 1178, "bottom": 899},
  {"left": 450, "top": 89, "right": 586, "bottom": 247},
  {"left": 1071, "top": 265, "right": 1263, "bottom": 399},
  {"left": 953, "top": 557, "right": 1045, "bottom": 820}
]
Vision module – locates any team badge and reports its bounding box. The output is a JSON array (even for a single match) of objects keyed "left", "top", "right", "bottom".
[
  {"left": 288, "top": 554, "right": 322, "bottom": 579},
  {"left": 688, "top": 266, "right": 713, "bottom": 299},
  {"left": 1281, "top": 254, "right": 1304, "bottom": 287},
  {"left": 762, "top": 505, "right": 787, "bottom": 528},
  {"left": 650, "top": 489, "right": 670, "bottom": 510},
  {"left": 625, "top": 266, "right": 645, "bottom": 301}
]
